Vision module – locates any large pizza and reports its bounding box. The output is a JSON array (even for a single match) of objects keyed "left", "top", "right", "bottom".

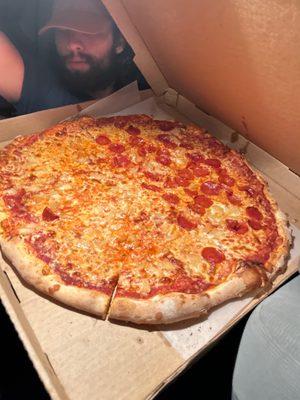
[{"left": 0, "top": 115, "right": 290, "bottom": 324}]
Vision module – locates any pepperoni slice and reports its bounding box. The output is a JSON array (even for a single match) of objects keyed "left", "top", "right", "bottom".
[
  {"left": 217, "top": 168, "right": 227, "bottom": 175},
  {"left": 157, "top": 121, "right": 176, "bottom": 131},
  {"left": 188, "top": 203, "right": 205, "bottom": 215},
  {"left": 205, "top": 158, "right": 221, "bottom": 168},
  {"left": 180, "top": 141, "right": 194, "bottom": 150},
  {"left": 201, "top": 181, "right": 221, "bottom": 195},
  {"left": 129, "top": 136, "right": 144, "bottom": 146},
  {"left": 248, "top": 219, "right": 262, "bottom": 230},
  {"left": 219, "top": 175, "right": 235, "bottom": 187},
  {"left": 114, "top": 120, "right": 127, "bottom": 129},
  {"left": 192, "top": 166, "right": 210, "bottom": 177},
  {"left": 28, "top": 232, "right": 54, "bottom": 264},
  {"left": 141, "top": 183, "right": 161, "bottom": 192},
  {"left": 174, "top": 175, "right": 191, "bottom": 187},
  {"left": 112, "top": 155, "right": 130, "bottom": 167},
  {"left": 22, "top": 134, "right": 39, "bottom": 147},
  {"left": 193, "top": 133, "right": 205, "bottom": 143},
  {"left": 42, "top": 207, "right": 59, "bottom": 221},
  {"left": 12, "top": 149, "right": 22, "bottom": 157},
  {"left": 156, "top": 153, "right": 171, "bottom": 166},
  {"left": 162, "top": 141, "right": 177, "bottom": 149},
  {"left": 156, "top": 134, "right": 177, "bottom": 149},
  {"left": 3, "top": 189, "right": 37, "bottom": 223},
  {"left": 174, "top": 168, "right": 194, "bottom": 187},
  {"left": 137, "top": 146, "right": 147, "bottom": 156},
  {"left": 164, "top": 177, "right": 178, "bottom": 188},
  {"left": 226, "top": 191, "right": 242, "bottom": 205},
  {"left": 246, "top": 206, "right": 262, "bottom": 220},
  {"left": 96, "top": 157, "right": 107, "bottom": 164},
  {"left": 138, "top": 143, "right": 156, "bottom": 156},
  {"left": 96, "top": 118, "right": 108, "bottom": 127},
  {"left": 95, "top": 135, "right": 111, "bottom": 145},
  {"left": 204, "top": 137, "right": 225, "bottom": 155},
  {"left": 162, "top": 193, "right": 180, "bottom": 205},
  {"left": 109, "top": 143, "right": 125, "bottom": 153},
  {"left": 194, "top": 195, "right": 213, "bottom": 208},
  {"left": 143, "top": 171, "right": 162, "bottom": 182},
  {"left": 184, "top": 188, "right": 198, "bottom": 197},
  {"left": 2, "top": 189, "right": 37, "bottom": 223},
  {"left": 187, "top": 152, "right": 205, "bottom": 163},
  {"left": 3, "top": 189, "right": 26, "bottom": 209},
  {"left": 238, "top": 185, "right": 257, "bottom": 197},
  {"left": 145, "top": 143, "right": 157, "bottom": 153},
  {"left": 126, "top": 125, "right": 141, "bottom": 135},
  {"left": 157, "top": 148, "right": 170, "bottom": 156},
  {"left": 226, "top": 219, "right": 248, "bottom": 234},
  {"left": 265, "top": 227, "right": 278, "bottom": 245},
  {"left": 202, "top": 247, "right": 225, "bottom": 264},
  {"left": 177, "top": 168, "right": 194, "bottom": 180},
  {"left": 177, "top": 214, "right": 198, "bottom": 230}
]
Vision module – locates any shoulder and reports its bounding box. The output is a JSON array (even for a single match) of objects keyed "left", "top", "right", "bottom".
[{"left": 0, "top": 31, "right": 24, "bottom": 103}]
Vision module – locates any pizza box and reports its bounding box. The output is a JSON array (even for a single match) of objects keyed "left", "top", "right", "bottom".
[{"left": 0, "top": 1, "right": 300, "bottom": 399}]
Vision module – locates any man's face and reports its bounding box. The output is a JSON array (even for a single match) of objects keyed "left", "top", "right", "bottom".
[{"left": 54, "top": 21, "right": 122, "bottom": 94}]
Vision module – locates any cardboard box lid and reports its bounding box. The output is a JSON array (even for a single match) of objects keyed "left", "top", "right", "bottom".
[{"left": 104, "top": 0, "right": 300, "bottom": 175}]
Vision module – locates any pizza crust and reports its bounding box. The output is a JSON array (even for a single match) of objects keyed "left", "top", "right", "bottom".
[
  {"left": 108, "top": 264, "right": 267, "bottom": 324},
  {"left": 0, "top": 238, "right": 110, "bottom": 318}
]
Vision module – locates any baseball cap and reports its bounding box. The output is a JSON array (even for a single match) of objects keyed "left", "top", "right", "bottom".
[{"left": 39, "top": 0, "right": 112, "bottom": 35}]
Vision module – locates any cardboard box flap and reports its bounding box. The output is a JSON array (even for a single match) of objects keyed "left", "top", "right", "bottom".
[{"left": 104, "top": 0, "right": 300, "bottom": 175}]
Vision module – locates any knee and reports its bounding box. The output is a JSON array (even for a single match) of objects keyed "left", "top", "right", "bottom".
[{"left": 232, "top": 275, "right": 300, "bottom": 400}]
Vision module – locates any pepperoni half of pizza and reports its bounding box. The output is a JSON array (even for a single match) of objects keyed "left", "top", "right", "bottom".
[{"left": 0, "top": 115, "right": 290, "bottom": 324}]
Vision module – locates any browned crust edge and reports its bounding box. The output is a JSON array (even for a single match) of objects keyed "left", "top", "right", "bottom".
[
  {"left": 0, "top": 238, "right": 110, "bottom": 318},
  {"left": 108, "top": 266, "right": 267, "bottom": 324}
]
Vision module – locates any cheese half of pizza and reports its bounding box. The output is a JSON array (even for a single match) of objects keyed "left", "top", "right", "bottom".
[{"left": 0, "top": 115, "right": 290, "bottom": 324}]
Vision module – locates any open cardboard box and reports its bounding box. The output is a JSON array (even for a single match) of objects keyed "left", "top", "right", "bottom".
[{"left": 0, "top": 1, "right": 300, "bottom": 399}]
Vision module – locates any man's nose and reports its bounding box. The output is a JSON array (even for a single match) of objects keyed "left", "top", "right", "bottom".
[{"left": 68, "top": 38, "right": 84, "bottom": 53}]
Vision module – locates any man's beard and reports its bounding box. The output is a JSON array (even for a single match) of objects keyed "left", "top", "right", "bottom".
[{"left": 55, "top": 51, "right": 119, "bottom": 97}]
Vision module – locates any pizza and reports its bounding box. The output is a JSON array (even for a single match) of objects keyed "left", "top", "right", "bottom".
[{"left": 0, "top": 115, "right": 290, "bottom": 324}]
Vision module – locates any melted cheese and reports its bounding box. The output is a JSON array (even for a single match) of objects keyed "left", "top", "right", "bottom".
[{"left": 0, "top": 117, "right": 278, "bottom": 296}]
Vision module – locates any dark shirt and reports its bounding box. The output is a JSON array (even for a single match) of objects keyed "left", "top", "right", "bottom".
[
  {"left": 13, "top": 48, "right": 92, "bottom": 115},
  {"left": 12, "top": 46, "right": 148, "bottom": 115}
]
